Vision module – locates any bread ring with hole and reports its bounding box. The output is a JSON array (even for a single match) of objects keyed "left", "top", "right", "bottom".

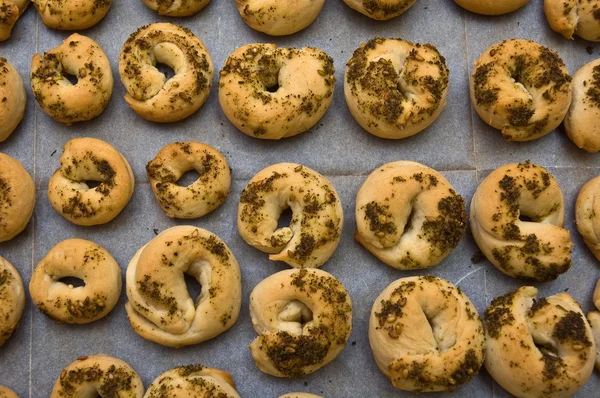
[
  {"left": 236, "top": 0, "right": 324, "bottom": 35},
  {"left": 343, "top": 0, "right": 416, "bottom": 20},
  {"left": 48, "top": 137, "right": 134, "bottom": 226},
  {"left": 31, "top": 34, "right": 113, "bottom": 125},
  {"left": 575, "top": 174, "right": 600, "bottom": 259},
  {"left": 0, "top": 256, "right": 25, "bottom": 347},
  {"left": 344, "top": 38, "right": 449, "bottom": 139},
  {"left": 146, "top": 142, "right": 231, "bottom": 219},
  {"left": 144, "top": 364, "right": 240, "bottom": 397},
  {"left": 544, "top": 0, "right": 600, "bottom": 42},
  {"left": 588, "top": 279, "right": 600, "bottom": 370},
  {"left": 565, "top": 59, "right": 600, "bottom": 152},
  {"left": 219, "top": 44, "right": 335, "bottom": 140},
  {"left": 369, "top": 276, "right": 485, "bottom": 392},
  {"left": 0, "top": 58, "right": 26, "bottom": 142},
  {"left": 0, "top": 0, "right": 28, "bottom": 41},
  {"left": 0, "top": 386, "right": 18, "bottom": 398},
  {"left": 470, "top": 39, "right": 572, "bottom": 141},
  {"left": 238, "top": 163, "right": 343, "bottom": 268},
  {"left": 471, "top": 161, "right": 572, "bottom": 282},
  {"left": 453, "top": 0, "right": 529, "bottom": 15},
  {"left": 125, "top": 226, "right": 241, "bottom": 348},
  {"left": 29, "top": 239, "right": 122, "bottom": 324},
  {"left": 0, "top": 153, "right": 34, "bottom": 243},
  {"left": 51, "top": 354, "right": 144, "bottom": 397},
  {"left": 279, "top": 394, "right": 322, "bottom": 398},
  {"left": 119, "top": 23, "right": 213, "bottom": 123},
  {"left": 484, "top": 286, "right": 595, "bottom": 397},
  {"left": 32, "top": 0, "right": 111, "bottom": 30},
  {"left": 355, "top": 161, "right": 466, "bottom": 270},
  {"left": 249, "top": 268, "right": 352, "bottom": 377}
]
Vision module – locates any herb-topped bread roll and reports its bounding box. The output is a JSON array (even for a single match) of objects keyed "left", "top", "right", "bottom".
[
  {"left": 343, "top": 0, "right": 416, "bottom": 20},
  {"left": 0, "top": 256, "right": 25, "bottom": 348},
  {"left": 544, "top": 0, "right": 600, "bottom": 42},
  {"left": 0, "top": 153, "right": 34, "bottom": 242},
  {"left": 0, "top": 0, "right": 28, "bottom": 41},
  {"left": 144, "top": 365, "right": 240, "bottom": 397},
  {"left": 565, "top": 59, "right": 600, "bottom": 152},
  {"left": 588, "top": 279, "right": 600, "bottom": 370},
  {"left": 236, "top": 0, "right": 324, "bottom": 35},
  {"left": 0, "top": 58, "right": 26, "bottom": 142},
  {"left": 32, "top": 0, "right": 111, "bottom": 30}
]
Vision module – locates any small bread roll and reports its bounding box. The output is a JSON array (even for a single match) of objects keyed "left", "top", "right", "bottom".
[
  {"left": 0, "top": 257, "right": 25, "bottom": 348},
  {"left": 0, "top": 0, "right": 28, "bottom": 41},
  {"left": 0, "top": 58, "right": 26, "bottom": 142},
  {"left": 144, "top": 365, "right": 240, "bottom": 397},
  {"left": 0, "top": 153, "right": 35, "bottom": 242},
  {"left": 575, "top": 175, "right": 600, "bottom": 259},
  {"left": 544, "top": 0, "right": 600, "bottom": 42},
  {"left": 589, "top": 279, "right": 600, "bottom": 370},
  {"left": 565, "top": 59, "right": 600, "bottom": 152},
  {"left": 343, "top": 0, "right": 416, "bottom": 20},
  {"left": 484, "top": 286, "right": 595, "bottom": 397},
  {"left": 0, "top": 386, "right": 18, "bottom": 398},
  {"left": 142, "top": 0, "right": 210, "bottom": 16},
  {"left": 454, "top": 0, "right": 530, "bottom": 15},
  {"left": 32, "top": 0, "right": 111, "bottom": 30},
  {"left": 470, "top": 39, "right": 571, "bottom": 141},
  {"left": 236, "top": 0, "right": 324, "bottom": 35}
]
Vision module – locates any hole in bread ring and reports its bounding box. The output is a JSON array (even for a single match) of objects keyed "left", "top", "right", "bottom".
[
  {"left": 145, "top": 365, "right": 241, "bottom": 397},
  {"left": 0, "top": 256, "right": 25, "bottom": 348},
  {"left": 355, "top": 161, "right": 467, "bottom": 270},
  {"left": 238, "top": 163, "right": 343, "bottom": 268},
  {"left": 0, "top": 57, "right": 26, "bottom": 142},
  {"left": 470, "top": 161, "right": 572, "bottom": 282},
  {"left": 236, "top": 0, "right": 325, "bottom": 36},
  {"left": 142, "top": 0, "right": 210, "bottom": 17},
  {"left": 0, "top": 153, "right": 35, "bottom": 243},
  {"left": 369, "top": 276, "right": 485, "bottom": 392},
  {"left": 343, "top": 0, "right": 416, "bottom": 20}
]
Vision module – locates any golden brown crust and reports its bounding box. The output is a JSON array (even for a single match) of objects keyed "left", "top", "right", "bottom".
[
  {"left": 575, "top": 175, "right": 600, "bottom": 259},
  {"left": 236, "top": 0, "right": 324, "bottom": 35},
  {"left": 219, "top": 44, "right": 335, "bottom": 140},
  {"left": 355, "top": 161, "right": 466, "bottom": 269},
  {"left": 0, "top": 386, "right": 18, "bottom": 398},
  {"left": 565, "top": 59, "right": 600, "bottom": 152},
  {"left": 344, "top": 38, "right": 449, "bottom": 139},
  {"left": 0, "top": 153, "right": 35, "bottom": 243},
  {"left": 0, "top": 58, "right": 26, "bottom": 142},
  {"left": 144, "top": 365, "right": 240, "bottom": 398},
  {"left": 343, "top": 0, "right": 415, "bottom": 20},
  {"left": 470, "top": 161, "right": 572, "bottom": 282},
  {"left": 454, "top": 0, "right": 529, "bottom": 15},
  {"left": 279, "top": 394, "right": 323, "bottom": 398},
  {"left": 249, "top": 268, "right": 352, "bottom": 377},
  {"left": 544, "top": 0, "right": 600, "bottom": 42},
  {"left": 0, "top": 0, "right": 27, "bottom": 41},
  {"left": 119, "top": 23, "right": 213, "bottom": 123},
  {"left": 32, "top": 0, "right": 111, "bottom": 30},
  {"left": 588, "top": 311, "right": 600, "bottom": 371},
  {"left": 142, "top": 0, "right": 210, "bottom": 16},
  {"left": 0, "top": 257, "right": 24, "bottom": 348},
  {"left": 147, "top": 142, "right": 230, "bottom": 219},
  {"left": 126, "top": 226, "right": 241, "bottom": 348}
]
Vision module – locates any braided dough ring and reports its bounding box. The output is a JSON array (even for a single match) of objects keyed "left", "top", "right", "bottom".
[
  {"left": 31, "top": 34, "right": 113, "bottom": 125},
  {"left": 146, "top": 142, "right": 230, "bottom": 219},
  {"left": 470, "top": 39, "right": 571, "bottom": 141},
  {"left": 126, "top": 226, "right": 241, "bottom": 348},
  {"left": 575, "top": 175, "right": 600, "bottom": 259},
  {"left": 236, "top": 0, "right": 324, "bottom": 35},
  {"left": 484, "top": 286, "right": 595, "bottom": 397},
  {"left": 345, "top": 38, "right": 449, "bottom": 139},
  {"left": 250, "top": 268, "right": 352, "bottom": 377},
  {"left": 565, "top": 59, "right": 600, "bottom": 152},
  {"left": 454, "top": 0, "right": 529, "bottom": 15},
  {"left": 219, "top": 44, "right": 335, "bottom": 140},
  {"left": 48, "top": 138, "right": 134, "bottom": 226},
  {"left": 32, "top": 0, "right": 111, "bottom": 30},
  {"left": 144, "top": 365, "right": 240, "bottom": 397},
  {"left": 470, "top": 162, "right": 572, "bottom": 282},
  {"left": 544, "top": 0, "right": 600, "bottom": 42},
  {"left": 0, "top": 153, "right": 34, "bottom": 242},
  {"left": 0, "top": 0, "right": 28, "bottom": 41},
  {"left": 0, "top": 257, "right": 25, "bottom": 347},
  {"left": 279, "top": 394, "right": 322, "bottom": 398},
  {"left": 369, "top": 276, "right": 484, "bottom": 392},
  {"left": 343, "top": 0, "right": 416, "bottom": 20},
  {"left": 51, "top": 355, "right": 144, "bottom": 397},
  {"left": 30, "top": 239, "right": 121, "bottom": 324},
  {"left": 142, "top": 0, "right": 209, "bottom": 16},
  {"left": 0, "top": 58, "right": 26, "bottom": 142},
  {"left": 119, "top": 23, "right": 213, "bottom": 123},
  {"left": 355, "top": 161, "right": 466, "bottom": 270},
  {"left": 238, "top": 163, "right": 343, "bottom": 268}
]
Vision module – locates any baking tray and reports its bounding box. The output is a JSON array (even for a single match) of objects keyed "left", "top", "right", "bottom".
[{"left": 0, "top": 0, "right": 599, "bottom": 396}]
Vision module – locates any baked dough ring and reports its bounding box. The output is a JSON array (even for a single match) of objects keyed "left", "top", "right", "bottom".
[
  {"left": 470, "top": 162, "right": 572, "bottom": 282},
  {"left": 31, "top": 34, "right": 113, "bottom": 125},
  {"left": 48, "top": 137, "right": 134, "bottom": 226},
  {"left": 470, "top": 39, "right": 572, "bottom": 141},
  {"left": 146, "top": 142, "right": 230, "bottom": 219},
  {"left": 484, "top": 286, "right": 595, "bottom": 397},
  {"left": 343, "top": 0, "right": 416, "bottom": 20},
  {"left": 32, "top": 0, "right": 111, "bottom": 30},
  {"left": 249, "top": 268, "right": 352, "bottom": 377},
  {"left": 279, "top": 394, "right": 322, "bottom": 398},
  {"left": 0, "top": 386, "right": 18, "bottom": 398},
  {"left": 544, "top": 0, "right": 600, "bottom": 42},
  {"left": 0, "top": 0, "right": 28, "bottom": 41},
  {"left": 30, "top": 239, "right": 122, "bottom": 324},
  {"left": 142, "top": 0, "right": 209, "bottom": 16},
  {"left": 565, "top": 59, "right": 600, "bottom": 152},
  {"left": 345, "top": 38, "right": 449, "bottom": 139},
  {"left": 0, "top": 58, "right": 26, "bottom": 142},
  {"left": 219, "top": 44, "right": 335, "bottom": 140},
  {"left": 238, "top": 163, "right": 343, "bottom": 268},
  {"left": 575, "top": 175, "right": 600, "bottom": 259},
  {"left": 369, "top": 276, "right": 484, "bottom": 392},
  {"left": 236, "top": 0, "right": 324, "bottom": 35},
  {"left": 125, "top": 226, "right": 241, "bottom": 348},
  {"left": 454, "top": 0, "right": 529, "bottom": 15},
  {"left": 0, "top": 153, "right": 34, "bottom": 242},
  {"left": 355, "top": 161, "right": 466, "bottom": 270},
  {"left": 0, "top": 256, "right": 25, "bottom": 347},
  {"left": 144, "top": 365, "right": 240, "bottom": 397},
  {"left": 119, "top": 23, "right": 213, "bottom": 123},
  {"left": 51, "top": 355, "right": 144, "bottom": 397}
]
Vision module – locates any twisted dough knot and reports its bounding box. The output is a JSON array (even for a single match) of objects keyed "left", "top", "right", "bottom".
[
  {"left": 470, "top": 161, "right": 572, "bottom": 282},
  {"left": 126, "top": 226, "right": 241, "bottom": 348},
  {"left": 453, "top": 0, "right": 530, "bottom": 15},
  {"left": 0, "top": 0, "right": 28, "bottom": 41},
  {"left": 565, "top": 59, "right": 600, "bottom": 152},
  {"left": 470, "top": 39, "right": 572, "bottom": 141},
  {"left": 32, "top": 0, "right": 111, "bottom": 30},
  {"left": 369, "top": 276, "right": 485, "bottom": 392},
  {"left": 143, "top": 0, "right": 210, "bottom": 16},
  {"left": 355, "top": 161, "right": 466, "bottom": 270},
  {"left": 343, "top": 0, "right": 416, "bottom": 20},
  {"left": 544, "top": 0, "right": 600, "bottom": 42},
  {"left": 588, "top": 279, "right": 600, "bottom": 370},
  {"left": 51, "top": 355, "right": 144, "bottom": 398},
  {"left": 119, "top": 23, "right": 213, "bottom": 123},
  {"left": 238, "top": 163, "right": 343, "bottom": 268},
  {"left": 0, "top": 153, "right": 35, "bottom": 242},
  {"left": 0, "top": 256, "right": 25, "bottom": 347},
  {"left": 0, "top": 57, "right": 26, "bottom": 142},
  {"left": 484, "top": 287, "right": 595, "bottom": 397},
  {"left": 249, "top": 268, "right": 352, "bottom": 377},
  {"left": 145, "top": 365, "right": 240, "bottom": 397},
  {"left": 236, "top": 0, "right": 324, "bottom": 35},
  {"left": 576, "top": 174, "right": 600, "bottom": 259}
]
